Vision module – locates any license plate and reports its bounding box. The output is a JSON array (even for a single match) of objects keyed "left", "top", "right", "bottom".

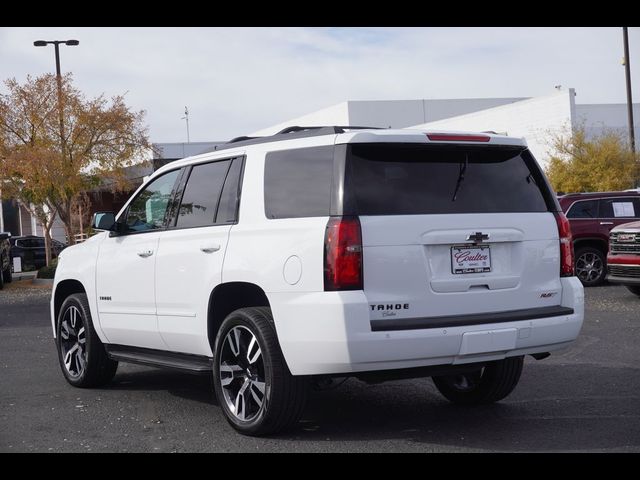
[{"left": 451, "top": 245, "right": 491, "bottom": 274}]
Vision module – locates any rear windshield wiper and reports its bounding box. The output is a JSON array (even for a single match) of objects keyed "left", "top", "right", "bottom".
[{"left": 451, "top": 153, "right": 469, "bottom": 202}]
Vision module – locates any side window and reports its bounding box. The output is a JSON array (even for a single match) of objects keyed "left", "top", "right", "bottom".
[
  {"left": 175, "top": 160, "right": 231, "bottom": 229},
  {"left": 216, "top": 158, "right": 244, "bottom": 224},
  {"left": 124, "top": 169, "right": 181, "bottom": 233},
  {"left": 599, "top": 198, "right": 639, "bottom": 219},
  {"left": 566, "top": 200, "right": 598, "bottom": 219},
  {"left": 264, "top": 146, "right": 334, "bottom": 219}
]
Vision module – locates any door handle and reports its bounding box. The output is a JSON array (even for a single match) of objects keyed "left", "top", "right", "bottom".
[
  {"left": 200, "top": 244, "right": 221, "bottom": 253},
  {"left": 600, "top": 222, "right": 614, "bottom": 225},
  {"left": 137, "top": 249, "right": 154, "bottom": 258}
]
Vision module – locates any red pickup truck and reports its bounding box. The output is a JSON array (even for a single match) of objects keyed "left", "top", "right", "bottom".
[
  {"left": 558, "top": 191, "right": 640, "bottom": 286},
  {"left": 607, "top": 220, "right": 640, "bottom": 297}
]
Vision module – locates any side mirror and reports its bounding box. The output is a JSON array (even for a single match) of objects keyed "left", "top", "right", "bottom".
[{"left": 91, "top": 212, "right": 116, "bottom": 231}]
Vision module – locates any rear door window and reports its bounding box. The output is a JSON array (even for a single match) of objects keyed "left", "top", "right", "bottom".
[
  {"left": 343, "top": 144, "right": 550, "bottom": 215},
  {"left": 175, "top": 160, "right": 231, "bottom": 228}
]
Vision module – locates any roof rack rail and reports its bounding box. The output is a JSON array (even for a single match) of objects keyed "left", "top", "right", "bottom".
[
  {"left": 276, "top": 125, "right": 383, "bottom": 135},
  {"left": 208, "top": 125, "right": 383, "bottom": 152},
  {"left": 227, "top": 135, "right": 259, "bottom": 143}
]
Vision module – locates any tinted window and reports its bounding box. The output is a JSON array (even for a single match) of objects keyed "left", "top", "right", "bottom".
[
  {"left": 216, "top": 158, "right": 243, "bottom": 224},
  {"left": 599, "top": 197, "right": 640, "bottom": 218},
  {"left": 125, "top": 169, "right": 180, "bottom": 232},
  {"left": 343, "top": 144, "right": 549, "bottom": 215},
  {"left": 567, "top": 200, "right": 598, "bottom": 218},
  {"left": 176, "top": 160, "right": 231, "bottom": 228},
  {"left": 264, "top": 146, "right": 334, "bottom": 219}
]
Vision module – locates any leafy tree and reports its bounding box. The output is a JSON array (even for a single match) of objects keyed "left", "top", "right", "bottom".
[
  {"left": 545, "top": 125, "right": 639, "bottom": 193},
  {"left": 0, "top": 73, "right": 150, "bottom": 256}
]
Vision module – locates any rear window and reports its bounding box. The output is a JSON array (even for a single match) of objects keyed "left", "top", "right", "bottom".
[
  {"left": 264, "top": 146, "right": 334, "bottom": 219},
  {"left": 343, "top": 144, "right": 550, "bottom": 215}
]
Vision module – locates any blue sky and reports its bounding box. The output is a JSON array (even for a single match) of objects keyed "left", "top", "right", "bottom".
[{"left": 1, "top": 27, "right": 638, "bottom": 142}]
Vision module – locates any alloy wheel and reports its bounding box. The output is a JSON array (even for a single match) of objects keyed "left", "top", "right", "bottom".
[
  {"left": 59, "top": 305, "right": 87, "bottom": 378},
  {"left": 575, "top": 252, "right": 604, "bottom": 284},
  {"left": 218, "top": 326, "right": 266, "bottom": 422}
]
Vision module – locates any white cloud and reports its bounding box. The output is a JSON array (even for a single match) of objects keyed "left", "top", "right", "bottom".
[{"left": 1, "top": 27, "right": 638, "bottom": 142}]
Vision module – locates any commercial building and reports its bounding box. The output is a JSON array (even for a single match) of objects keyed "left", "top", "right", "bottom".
[{"left": 250, "top": 88, "right": 639, "bottom": 167}]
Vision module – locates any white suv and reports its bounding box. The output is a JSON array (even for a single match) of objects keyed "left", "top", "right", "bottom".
[{"left": 51, "top": 126, "right": 584, "bottom": 435}]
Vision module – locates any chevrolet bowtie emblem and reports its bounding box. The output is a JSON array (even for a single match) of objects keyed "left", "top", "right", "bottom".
[{"left": 467, "top": 232, "right": 490, "bottom": 243}]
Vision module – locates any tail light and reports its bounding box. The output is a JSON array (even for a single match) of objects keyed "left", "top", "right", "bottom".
[
  {"left": 324, "top": 216, "right": 363, "bottom": 291},
  {"left": 554, "top": 212, "right": 574, "bottom": 277}
]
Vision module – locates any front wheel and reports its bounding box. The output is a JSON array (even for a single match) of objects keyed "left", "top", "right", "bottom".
[
  {"left": 56, "top": 293, "right": 118, "bottom": 387},
  {"left": 432, "top": 356, "right": 524, "bottom": 405},
  {"left": 626, "top": 286, "right": 640, "bottom": 297},
  {"left": 575, "top": 247, "right": 606, "bottom": 286},
  {"left": 212, "top": 307, "right": 308, "bottom": 436}
]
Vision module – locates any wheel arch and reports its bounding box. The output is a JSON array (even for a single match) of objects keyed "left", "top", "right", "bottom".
[
  {"left": 573, "top": 237, "right": 608, "bottom": 254},
  {"left": 53, "top": 279, "right": 87, "bottom": 327},
  {"left": 207, "top": 282, "right": 271, "bottom": 351}
]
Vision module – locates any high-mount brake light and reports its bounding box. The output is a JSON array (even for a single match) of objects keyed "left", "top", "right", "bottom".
[{"left": 426, "top": 133, "right": 491, "bottom": 142}]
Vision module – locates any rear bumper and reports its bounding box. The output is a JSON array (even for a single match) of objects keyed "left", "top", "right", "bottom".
[{"left": 270, "top": 277, "right": 585, "bottom": 376}]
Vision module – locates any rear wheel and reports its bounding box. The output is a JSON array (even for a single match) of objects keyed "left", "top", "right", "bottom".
[
  {"left": 626, "top": 286, "right": 640, "bottom": 297},
  {"left": 56, "top": 293, "right": 118, "bottom": 387},
  {"left": 575, "top": 247, "right": 606, "bottom": 286},
  {"left": 432, "top": 356, "right": 524, "bottom": 405},
  {"left": 212, "top": 307, "right": 308, "bottom": 436}
]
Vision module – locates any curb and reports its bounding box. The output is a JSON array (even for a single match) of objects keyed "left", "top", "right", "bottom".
[{"left": 31, "top": 278, "right": 54, "bottom": 286}]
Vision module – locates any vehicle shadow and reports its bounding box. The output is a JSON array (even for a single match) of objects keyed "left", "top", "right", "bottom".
[
  {"left": 108, "top": 367, "right": 218, "bottom": 406},
  {"left": 283, "top": 362, "right": 640, "bottom": 451},
  {"left": 102, "top": 362, "right": 640, "bottom": 452}
]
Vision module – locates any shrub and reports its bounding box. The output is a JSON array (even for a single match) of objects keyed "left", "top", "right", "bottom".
[{"left": 37, "top": 259, "right": 57, "bottom": 279}]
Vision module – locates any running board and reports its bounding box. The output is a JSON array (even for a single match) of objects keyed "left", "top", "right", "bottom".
[{"left": 105, "top": 345, "right": 213, "bottom": 375}]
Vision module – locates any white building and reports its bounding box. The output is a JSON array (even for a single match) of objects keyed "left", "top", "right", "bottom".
[{"left": 250, "top": 88, "right": 639, "bottom": 167}]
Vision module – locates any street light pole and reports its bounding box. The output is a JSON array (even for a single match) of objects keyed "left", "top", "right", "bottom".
[
  {"left": 33, "top": 39, "right": 79, "bottom": 162},
  {"left": 622, "top": 27, "right": 635, "bottom": 155},
  {"left": 182, "top": 106, "right": 190, "bottom": 143}
]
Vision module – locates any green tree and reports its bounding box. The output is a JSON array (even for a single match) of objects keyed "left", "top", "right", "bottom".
[
  {"left": 0, "top": 73, "right": 151, "bottom": 253},
  {"left": 545, "top": 125, "right": 639, "bottom": 193}
]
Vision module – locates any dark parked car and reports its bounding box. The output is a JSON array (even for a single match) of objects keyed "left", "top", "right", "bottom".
[
  {"left": 558, "top": 191, "right": 640, "bottom": 286},
  {"left": 9, "top": 235, "right": 66, "bottom": 271},
  {"left": 0, "top": 232, "right": 12, "bottom": 289}
]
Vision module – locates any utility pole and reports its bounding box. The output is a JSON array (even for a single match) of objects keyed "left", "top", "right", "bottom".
[
  {"left": 182, "top": 106, "right": 190, "bottom": 143},
  {"left": 622, "top": 27, "right": 635, "bottom": 154}
]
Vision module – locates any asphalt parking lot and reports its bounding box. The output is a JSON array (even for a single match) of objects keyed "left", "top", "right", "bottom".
[{"left": 1, "top": 281, "right": 639, "bottom": 452}]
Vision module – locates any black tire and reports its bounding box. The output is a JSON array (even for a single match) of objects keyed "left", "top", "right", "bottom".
[
  {"left": 0, "top": 264, "right": 4, "bottom": 290},
  {"left": 626, "top": 286, "right": 640, "bottom": 297},
  {"left": 55, "top": 293, "right": 118, "bottom": 388},
  {"left": 432, "top": 356, "right": 524, "bottom": 405},
  {"left": 574, "top": 246, "right": 606, "bottom": 287},
  {"left": 2, "top": 257, "right": 12, "bottom": 284},
  {"left": 212, "top": 307, "right": 308, "bottom": 436}
]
